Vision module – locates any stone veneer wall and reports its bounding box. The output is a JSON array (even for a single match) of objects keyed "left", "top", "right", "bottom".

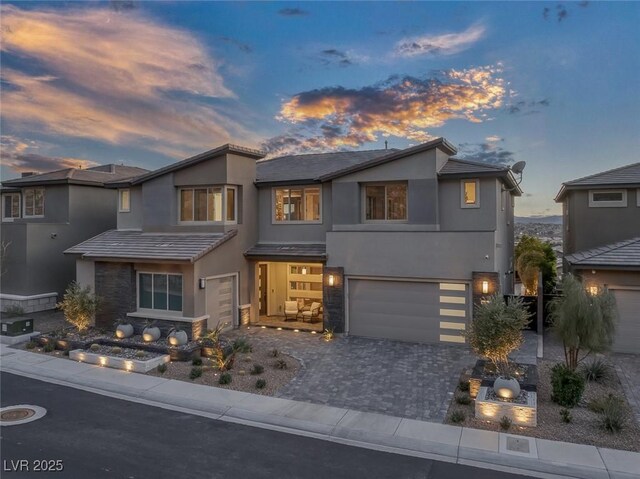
[
  {"left": 0, "top": 293, "right": 57, "bottom": 314},
  {"left": 475, "top": 386, "right": 538, "bottom": 427},
  {"left": 94, "top": 262, "right": 137, "bottom": 330},
  {"left": 322, "top": 266, "right": 344, "bottom": 333}
]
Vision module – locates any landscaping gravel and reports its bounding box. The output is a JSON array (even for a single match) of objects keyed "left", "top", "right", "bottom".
[
  {"left": 83, "top": 345, "right": 164, "bottom": 360},
  {"left": 110, "top": 334, "right": 200, "bottom": 351},
  {"left": 446, "top": 359, "right": 640, "bottom": 452}
]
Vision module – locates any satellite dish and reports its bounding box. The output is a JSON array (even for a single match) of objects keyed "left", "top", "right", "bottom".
[{"left": 510, "top": 161, "right": 526, "bottom": 175}]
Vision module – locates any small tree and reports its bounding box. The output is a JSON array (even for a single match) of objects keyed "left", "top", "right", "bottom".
[
  {"left": 465, "top": 295, "right": 532, "bottom": 376},
  {"left": 515, "top": 235, "right": 557, "bottom": 295},
  {"left": 56, "top": 281, "right": 100, "bottom": 334},
  {"left": 550, "top": 275, "right": 617, "bottom": 370}
]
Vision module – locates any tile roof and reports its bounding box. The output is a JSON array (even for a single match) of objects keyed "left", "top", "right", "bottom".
[
  {"left": 2, "top": 164, "right": 148, "bottom": 187},
  {"left": 65, "top": 229, "right": 237, "bottom": 262},
  {"left": 565, "top": 237, "right": 640, "bottom": 268},
  {"left": 244, "top": 243, "right": 326, "bottom": 260},
  {"left": 439, "top": 158, "right": 508, "bottom": 175},
  {"left": 555, "top": 162, "right": 640, "bottom": 201}
]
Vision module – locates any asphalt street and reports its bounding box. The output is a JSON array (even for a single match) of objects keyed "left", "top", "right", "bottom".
[{"left": 0, "top": 372, "right": 531, "bottom": 479}]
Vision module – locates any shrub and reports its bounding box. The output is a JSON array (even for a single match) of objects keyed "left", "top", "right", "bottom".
[
  {"left": 274, "top": 359, "right": 288, "bottom": 370},
  {"left": 43, "top": 343, "right": 55, "bottom": 353},
  {"left": 600, "top": 398, "right": 626, "bottom": 433},
  {"left": 219, "top": 372, "right": 232, "bottom": 384},
  {"left": 3, "top": 304, "right": 25, "bottom": 317},
  {"left": 157, "top": 363, "right": 167, "bottom": 374},
  {"left": 111, "top": 346, "right": 122, "bottom": 355},
  {"left": 189, "top": 367, "right": 202, "bottom": 380},
  {"left": 211, "top": 346, "right": 235, "bottom": 371},
  {"left": 560, "top": 408, "right": 572, "bottom": 423},
  {"left": 581, "top": 358, "right": 612, "bottom": 383},
  {"left": 192, "top": 357, "right": 203, "bottom": 366},
  {"left": 551, "top": 363, "right": 585, "bottom": 407},
  {"left": 458, "top": 380, "right": 470, "bottom": 392},
  {"left": 135, "top": 350, "right": 146, "bottom": 359},
  {"left": 450, "top": 411, "right": 465, "bottom": 423},
  {"left": 232, "top": 338, "right": 252, "bottom": 353},
  {"left": 89, "top": 343, "right": 101, "bottom": 352},
  {"left": 588, "top": 394, "right": 624, "bottom": 414},
  {"left": 25, "top": 341, "right": 37, "bottom": 350},
  {"left": 250, "top": 364, "right": 264, "bottom": 375},
  {"left": 255, "top": 378, "right": 266, "bottom": 389},
  {"left": 200, "top": 321, "right": 229, "bottom": 346},
  {"left": 464, "top": 295, "right": 531, "bottom": 377},
  {"left": 455, "top": 393, "right": 471, "bottom": 405},
  {"left": 57, "top": 281, "right": 100, "bottom": 334},
  {"left": 269, "top": 348, "right": 279, "bottom": 358},
  {"left": 499, "top": 416, "right": 512, "bottom": 431}
]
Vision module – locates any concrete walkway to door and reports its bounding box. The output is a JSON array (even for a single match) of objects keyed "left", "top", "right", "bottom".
[{"left": 223, "top": 328, "right": 538, "bottom": 423}]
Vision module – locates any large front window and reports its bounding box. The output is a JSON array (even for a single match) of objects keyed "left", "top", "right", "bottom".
[
  {"left": 138, "top": 273, "right": 182, "bottom": 312},
  {"left": 365, "top": 183, "right": 407, "bottom": 221},
  {"left": 179, "top": 186, "right": 236, "bottom": 223},
  {"left": 24, "top": 188, "right": 44, "bottom": 217},
  {"left": 274, "top": 186, "right": 321, "bottom": 222},
  {"left": 2, "top": 193, "right": 21, "bottom": 221}
]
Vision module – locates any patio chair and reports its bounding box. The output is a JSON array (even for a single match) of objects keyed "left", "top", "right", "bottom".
[
  {"left": 302, "top": 302, "right": 321, "bottom": 323},
  {"left": 284, "top": 301, "right": 299, "bottom": 321}
]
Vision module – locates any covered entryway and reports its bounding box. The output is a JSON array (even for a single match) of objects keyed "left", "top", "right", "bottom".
[
  {"left": 347, "top": 278, "right": 469, "bottom": 344},
  {"left": 206, "top": 274, "right": 237, "bottom": 329},
  {"left": 611, "top": 288, "right": 640, "bottom": 354}
]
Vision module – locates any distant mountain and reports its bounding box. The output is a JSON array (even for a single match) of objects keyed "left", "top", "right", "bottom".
[{"left": 515, "top": 215, "right": 562, "bottom": 225}]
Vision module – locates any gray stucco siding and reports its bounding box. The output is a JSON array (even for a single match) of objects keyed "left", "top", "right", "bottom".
[
  {"left": 332, "top": 149, "right": 438, "bottom": 183},
  {"left": 438, "top": 178, "right": 498, "bottom": 231},
  {"left": 331, "top": 182, "right": 360, "bottom": 225},
  {"left": 408, "top": 178, "right": 438, "bottom": 224},
  {"left": 117, "top": 185, "right": 143, "bottom": 230}
]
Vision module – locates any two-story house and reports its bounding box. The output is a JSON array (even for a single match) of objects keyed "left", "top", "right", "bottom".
[
  {"left": 555, "top": 162, "right": 640, "bottom": 353},
  {"left": 0, "top": 164, "right": 148, "bottom": 313},
  {"left": 66, "top": 138, "right": 521, "bottom": 345}
]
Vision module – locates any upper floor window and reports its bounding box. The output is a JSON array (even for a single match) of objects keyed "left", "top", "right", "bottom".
[
  {"left": 274, "top": 186, "right": 321, "bottom": 223},
  {"left": 179, "top": 186, "right": 236, "bottom": 223},
  {"left": 138, "top": 272, "right": 182, "bottom": 312},
  {"left": 119, "top": 189, "right": 130, "bottom": 212},
  {"left": 24, "top": 188, "right": 44, "bottom": 217},
  {"left": 364, "top": 182, "right": 407, "bottom": 221},
  {"left": 589, "top": 189, "right": 627, "bottom": 208},
  {"left": 2, "top": 193, "right": 21, "bottom": 221},
  {"left": 461, "top": 179, "right": 479, "bottom": 208}
]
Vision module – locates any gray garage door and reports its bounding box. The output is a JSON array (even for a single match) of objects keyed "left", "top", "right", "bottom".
[
  {"left": 206, "top": 276, "right": 236, "bottom": 330},
  {"left": 348, "top": 279, "right": 468, "bottom": 344},
  {"left": 612, "top": 289, "right": 640, "bottom": 354}
]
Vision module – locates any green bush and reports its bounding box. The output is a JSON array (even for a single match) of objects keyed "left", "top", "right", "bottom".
[
  {"left": 250, "top": 364, "right": 264, "bottom": 375},
  {"left": 192, "top": 357, "right": 203, "bottom": 366},
  {"left": 560, "top": 408, "right": 572, "bottom": 423},
  {"left": 255, "top": 378, "right": 266, "bottom": 389},
  {"left": 499, "top": 416, "right": 512, "bottom": 431},
  {"left": 57, "top": 281, "right": 100, "bottom": 334},
  {"left": 111, "top": 346, "right": 122, "bottom": 355},
  {"left": 551, "top": 363, "right": 585, "bottom": 407},
  {"left": 458, "top": 380, "right": 470, "bottom": 392},
  {"left": 43, "top": 343, "right": 55, "bottom": 353},
  {"left": 189, "top": 366, "right": 202, "bottom": 380},
  {"left": 269, "top": 348, "right": 279, "bottom": 358},
  {"left": 135, "top": 350, "right": 146, "bottom": 359},
  {"left": 600, "top": 398, "right": 626, "bottom": 433},
  {"left": 450, "top": 411, "right": 465, "bottom": 423},
  {"left": 274, "top": 359, "right": 288, "bottom": 370},
  {"left": 219, "top": 372, "right": 232, "bottom": 384},
  {"left": 89, "top": 343, "right": 101, "bottom": 352},
  {"left": 25, "top": 341, "right": 37, "bottom": 350},
  {"left": 157, "top": 363, "right": 167, "bottom": 374},
  {"left": 455, "top": 393, "right": 471, "bottom": 405},
  {"left": 232, "top": 338, "right": 252, "bottom": 353},
  {"left": 3, "top": 305, "right": 25, "bottom": 317},
  {"left": 581, "top": 358, "right": 612, "bottom": 383}
]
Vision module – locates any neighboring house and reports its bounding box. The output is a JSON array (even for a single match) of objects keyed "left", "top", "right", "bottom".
[
  {"left": 66, "top": 138, "right": 521, "bottom": 346},
  {"left": 555, "top": 162, "right": 640, "bottom": 353},
  {"left": 0, "top": 164, "right": 148, "bottom": 313}
]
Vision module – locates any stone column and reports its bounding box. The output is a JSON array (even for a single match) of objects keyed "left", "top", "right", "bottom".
[{"left": 322, "top": 266, "right": 344, "bottom": 333}]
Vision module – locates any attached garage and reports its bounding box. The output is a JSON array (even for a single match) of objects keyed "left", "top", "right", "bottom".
[
  {"left": 611, "top": 288, "right": 640, "bottom": 354},
  {"left": 206, "top": 275, "right": 237, "bottom": 329},
  {"left": 347, "top": 278, "right": 469, "bottom": 344}
]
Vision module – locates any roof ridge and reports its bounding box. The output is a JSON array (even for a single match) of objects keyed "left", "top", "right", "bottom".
[{"left": 565, "top": 162, "right": 640, "bottom": 185}]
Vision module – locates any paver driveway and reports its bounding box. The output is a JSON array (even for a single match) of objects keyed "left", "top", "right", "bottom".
[{"left": 224, "top": 327, "right": 476, "bottom": 422}]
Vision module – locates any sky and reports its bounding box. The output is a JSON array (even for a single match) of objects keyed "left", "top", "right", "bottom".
[{"left": 1, "top": 1, "right": 639, "bottom": 217}]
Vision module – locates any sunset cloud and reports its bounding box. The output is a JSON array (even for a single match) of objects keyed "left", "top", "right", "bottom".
[
  {"left": 395, "top": 24, "right": 485, "bottom": 57},
  {"left": 264, "top": 65, "right": 506, "bottom": 155},
  {"left": 0, "top": 135, "right": 98, "bottom": 173},
  {"left": 457, "top": 141, "right": 515, "bottom": 166},
  {"left": 0, "top": 5, "right": 255, "bottom": 159}
]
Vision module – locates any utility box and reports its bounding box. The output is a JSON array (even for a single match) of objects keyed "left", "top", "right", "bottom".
[{"left": 0, "top": 317, "right": 34, "bottom": 336}]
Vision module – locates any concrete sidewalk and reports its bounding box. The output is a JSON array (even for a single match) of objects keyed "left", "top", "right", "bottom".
[{"left": 2, "top": 344, "right": 638, "bottom": 479}]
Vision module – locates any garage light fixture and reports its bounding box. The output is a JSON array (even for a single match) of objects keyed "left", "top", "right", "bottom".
[
  {"left": 328, "top": 274, "right": 335, "bottom": 286},
  {"left": 588, "top": 285, "right": 598, "bottom": 296},
  {"left": 482, "top": 281, "right": 489, "bottom": 295}
]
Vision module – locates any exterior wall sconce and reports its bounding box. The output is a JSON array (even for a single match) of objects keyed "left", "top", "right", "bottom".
[
  {"left": 301, "top": 267, "right": 307, "bottom": 275},
  {"left": 328, "top": 274, "right": 335, "bottom": 286},
  {"left": 482, "top": 280, "right": 489, "bottom": 294},
  {"left": 588, "top": 285, "right": 598, "bottom": 296},
  {"left": 199, "top": 278, "right": 206, "bottom": 289}
]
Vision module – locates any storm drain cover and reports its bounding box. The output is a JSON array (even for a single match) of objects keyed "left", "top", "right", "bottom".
[{"left": 0, "top": 405, "right": 47, "bottom": 426}]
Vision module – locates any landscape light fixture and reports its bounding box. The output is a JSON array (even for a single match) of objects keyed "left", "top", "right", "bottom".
[{"left": 588, "top": 285, "right": 598, "bottom": 296}]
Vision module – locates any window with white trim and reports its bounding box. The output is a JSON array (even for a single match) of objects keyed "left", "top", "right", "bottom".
[
  {"left": 179, "top": 186, "right": 236, "bottom": 223},
  {"left": 588, "top": 189, "right": 627, "bottom": 208},
  {"left": 364, "top": 182, "right": 407, "bottom": 221},
  {"left": 273, "top": 186, "right": 321, "bottom": 222},
  {"left": 23, "top": 188, "right": 44, "bottom": 217},
  {"left": 461, "top": 179, "right": 479, "bottom": 208},
  {"left": 2, "top": 193, "right": 21, "bottom": 221},
  {"left": 119, "top": 189, "right": 130, "bottom": 212},
  {"left": 138, "top": 273, "right": 182, "bottom": 312}
]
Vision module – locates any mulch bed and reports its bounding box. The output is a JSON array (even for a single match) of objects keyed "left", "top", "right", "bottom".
[{"left": 445, "top": 359, "right": 640, "bottom": 452}]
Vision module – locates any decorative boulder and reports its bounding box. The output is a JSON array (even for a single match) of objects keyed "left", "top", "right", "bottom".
[
  {"left": 494, "top": 376, "right": 521, "bottom": 399},
  {"left": 142, "top": 326, "right": 161, "bottom": 342},
  {"left": 115, "top": 323, "right": 134, "bottom": 339},
  {"left": 168, "top": 329, "right": 188, "bottom": 346}
]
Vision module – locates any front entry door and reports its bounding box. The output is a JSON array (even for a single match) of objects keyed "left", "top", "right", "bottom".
[{"left": 259, "top": 264, "right": 268, "bottom": 316}]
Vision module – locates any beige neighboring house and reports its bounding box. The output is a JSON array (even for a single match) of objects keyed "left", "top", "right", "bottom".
[{"left": 556, "top": 162, "right": 640, "bottom": 353}]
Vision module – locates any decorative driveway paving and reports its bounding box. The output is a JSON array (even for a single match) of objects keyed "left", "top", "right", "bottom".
[{"left": 224, "top": 328, "right": 538, "bottom": 423}]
